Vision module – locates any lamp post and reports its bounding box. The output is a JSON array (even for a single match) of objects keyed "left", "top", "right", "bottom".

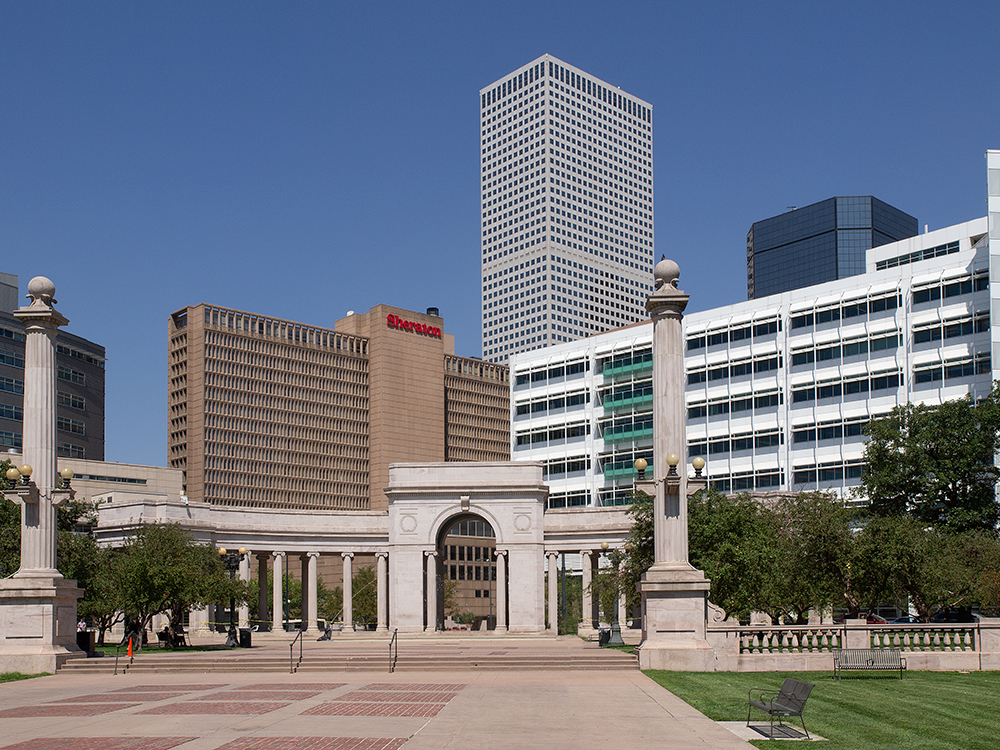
[
  {"left": 217, "top": 547, "right": 247, "bottom": 647},
  {"left": 600, "top": 542, "right": 626, "bottom": 647}
]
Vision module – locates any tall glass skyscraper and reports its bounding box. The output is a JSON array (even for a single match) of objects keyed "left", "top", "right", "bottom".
[
  {"left": 747, "top": 196, "right": 918, "bottom": 299},
  {"left": 480, "top": 55, "right": 655, "bottom": 363}
]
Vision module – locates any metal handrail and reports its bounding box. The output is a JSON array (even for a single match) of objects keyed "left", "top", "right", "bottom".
[
  {"left": 114, "top": 634, "right": 137, "bottom": 676},
  {"left": 289, "top": 628, "right": 304, "bottom": 673},
  {"left": 388, "top": 628, "right": 398, "bottom": 673}
]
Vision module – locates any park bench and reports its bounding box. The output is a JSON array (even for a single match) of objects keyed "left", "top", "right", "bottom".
[
  {"left": 833, "top": 648, "right": 906, "bottom": 679},
  {"left": 747, "top": 677, "right": 814, "bottom": 740}
]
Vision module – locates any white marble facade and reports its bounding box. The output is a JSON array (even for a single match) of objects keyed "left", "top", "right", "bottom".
[{"left": 93, "top": 461, "right": 632, "bottom": 635}]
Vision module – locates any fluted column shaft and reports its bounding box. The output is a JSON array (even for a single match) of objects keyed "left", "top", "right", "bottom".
[
  {"left": 546, "top": 552, "right": 558, "bottom": 633},
  {"left": 342, "top": 552, "right": 354, "bottom": 631},
  {"left": 307, "top": 552, "right": 319, "bottom": 632},
  {"left": 580, "top": 550, "right": 593, "bottom": 627},
  {"left": 272, "top": 552, "right": 285, "bottom": 632},
  {"left": 425, "top": 551, "right": 438, "bottom": 632},
  {"left": 376, "top": 552, "right": 388, "bottom": 632},
  {"left": 14, "top": 303, "right": 67, "bottom": 576},
  {"left": 495, "top": 550, "right": 507, "bottom": 633},
  {"left": 238, "top": 551, "right": 251, "bottom": 627}
]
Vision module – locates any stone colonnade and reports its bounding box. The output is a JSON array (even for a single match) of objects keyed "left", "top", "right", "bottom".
[
  {"left": 543, "top": 548, "right": 627, "bottom": 633},
  {"left": 213, "top": 549, "right": 392, "bottom": 633}
]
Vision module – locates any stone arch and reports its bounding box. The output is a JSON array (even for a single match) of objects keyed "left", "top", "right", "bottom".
[{"left": 434, "top": 511, "right": 500, "bottom": 630}]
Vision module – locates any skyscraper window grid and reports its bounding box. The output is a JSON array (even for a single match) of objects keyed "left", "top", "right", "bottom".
[{"left": 480, "top": 55, "right": 655, "bottom": 363}]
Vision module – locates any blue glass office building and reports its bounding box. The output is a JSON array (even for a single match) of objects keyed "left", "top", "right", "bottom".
[{"left": 747, "top": 196, "right": 917, "bottom": 299}]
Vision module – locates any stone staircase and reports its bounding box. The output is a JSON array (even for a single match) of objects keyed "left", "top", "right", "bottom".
[{"left": 59, "top": 637, "right": 639, "bottom": 674}]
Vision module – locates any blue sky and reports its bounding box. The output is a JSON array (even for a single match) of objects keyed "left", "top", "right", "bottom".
[{"left": 2, "top": 1, "right": 998, "bottom": 467}]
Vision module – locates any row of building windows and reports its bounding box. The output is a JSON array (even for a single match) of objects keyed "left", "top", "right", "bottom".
[
  {"left": 792, "top": 462, "right": 865, "bottom": 486},
  {"left": 709, "top": 470, "right": 784, "bottom": 493},
  {"left": 57, "top": 416, "right": 86, "bottom": 435},
  {"left": 514, "top": 390, "right": 589, "bottom": 416},
  {"left": 0, "top": 403, "right": 23, "bottom": 421},
  {"left": 912, "top": 273, "right": 988, "bottom": 304},
  {"left": 1, "top": 376, "right": 24, "bottom": 394},
  {"left": 57, "top": 365, "right": 85, "bottom": 385},
  {"left": 875, "top": 240, "right": 961, "bottom": 270},
  {"left": 913, "top": 313, "right": 989, "bottom": 342},
  {"left": 686, "top": 320, "right": 779, "bottom": 350},
  {"left": 57, "top": 391, "right": 86, "bottom": 410},
  {"left": 542, "top": 456, "right": 590, "bottom": 479},
  {"left": 56, "top": 344, "right": 105, "bottom": 369},
  {"left": 687, "top": 356, "right": 780, "bottom": 385},
  {"left": 0, "top": 327, "right": 25, "bottom": 342},
  {"left": 446, "top": 564, "right": 497, "bottom": 582},
  {"left": 687, "top": 391, "right": 782, "bottom": 419},
  {"left": 791, "top": 372, "right": 902, "bottom": 402},
  {"left": 515, "top": 421, "right": 589, "bottom": 446},
  {"left": 514, "top": 359, "right": 589, "bottom": 385},
  {"left": 0, "top": 349, "right": 24, "bottom": 368},
  {"left": 688, "top": 429, "right": 782, "bottom": 457},
  {"left": 791, "top": 293, "right": 900, "bottom": 329},
  {"left": 791, "top": 333, "right": 900, "bottom": 366},
  {"left": 914, "top": 354, "right": 992, "bottom": 383}
]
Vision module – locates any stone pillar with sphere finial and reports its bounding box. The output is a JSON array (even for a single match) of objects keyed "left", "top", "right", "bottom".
[
  {"left": 633, "top": 258, "right": 715, "bottom": 671},
  {"left": 0, "top": 277, "right": 84, "bottom": 673}
]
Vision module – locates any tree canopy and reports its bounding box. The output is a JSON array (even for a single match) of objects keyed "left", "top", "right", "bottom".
[{"left": 860, "top": 386, "right": 1000, "bottom": 533}]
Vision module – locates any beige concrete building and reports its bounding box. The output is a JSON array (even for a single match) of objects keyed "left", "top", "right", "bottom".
[{"left": 167, "top": 303, "right": 510, "bottom": 514}]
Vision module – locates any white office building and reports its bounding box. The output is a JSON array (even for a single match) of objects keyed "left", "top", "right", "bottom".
[
  {"left": 510, "top": 151, "right": 1000, "bottom": 506},
  {"left": 480, "top": 55, "right": 655, "bottom": 362}
]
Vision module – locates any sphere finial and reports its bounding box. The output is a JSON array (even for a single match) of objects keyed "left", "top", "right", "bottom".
[
  {"left": 653, "top": 256, "right": 680, "bottom": 289},
  {"left": 26, "top": 277, "right": 57, "bottom": 307}
]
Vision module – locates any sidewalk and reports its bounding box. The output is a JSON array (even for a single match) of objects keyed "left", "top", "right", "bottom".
[{"left": 0, "top": 668, "right": 752, "bottom": 749}]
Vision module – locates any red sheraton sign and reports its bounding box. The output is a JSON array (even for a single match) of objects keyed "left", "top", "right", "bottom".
[{"left": 387, "top": 314, "right": 442, "bottom": 338}]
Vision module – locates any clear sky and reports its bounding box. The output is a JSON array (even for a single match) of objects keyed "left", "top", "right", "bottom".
[{"left": 2, "top": 1, "right": 998, "bottom": 467}]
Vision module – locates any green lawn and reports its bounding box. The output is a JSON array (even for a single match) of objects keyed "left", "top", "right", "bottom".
[
  {"left": 0, "top": 673, "right": 47, "bottom": 683},
  {"left": 91, "top": 643, "right": 238, "bottom": 656},
  {"left": 645, "top": 670, "right": 1000, "bottom": 749}
]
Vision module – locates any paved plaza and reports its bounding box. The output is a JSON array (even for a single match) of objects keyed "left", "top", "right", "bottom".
[{"left": 0, "top": 665, "right": 753, "bottom": 749}]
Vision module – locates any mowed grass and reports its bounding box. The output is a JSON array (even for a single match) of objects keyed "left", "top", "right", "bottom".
[{"left": 645, "top": 670, "right": 1000, "bottom": 749}]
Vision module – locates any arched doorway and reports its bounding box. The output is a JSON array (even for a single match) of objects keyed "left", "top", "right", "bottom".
[{"left": 435, "top": 514, "right": 500, "bottom": 630}]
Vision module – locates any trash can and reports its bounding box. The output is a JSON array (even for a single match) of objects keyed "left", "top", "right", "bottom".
[
  {"left": 239, "top": 628, "right": 252, "bottom": 648},
  {"left": 598, "top": 627, "right": 611, "bottom": 646},
  {"left": 76, "top": 630, "right": 96, "bottom": 655}
]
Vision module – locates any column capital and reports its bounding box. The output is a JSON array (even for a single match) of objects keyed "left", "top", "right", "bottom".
[
  {"left": 375, "top": 551, "right": 388, "bottom": 560},
  {"left": 341, "top": 551, "right": 354, "bottom": 560},
  {"left": 493, "top": 548, "right": 508, "bottom": 559},
  {"left": 546, "top": 550, "right": 559, "bottom": 560},
  {"left": 424, "top": 549, "right": 439, "bottom": 558},
  {"left": 307, "top": 551, "right": 320, "bottom": 559},
  {"left": 272, "top": 550, "right": 285, "bottom": 559},
  {"left": 580, "top": 549, "right": 593, "bottom": 557}
]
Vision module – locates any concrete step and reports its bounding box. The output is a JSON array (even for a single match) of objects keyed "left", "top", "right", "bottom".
[{"left": 60, "top": 648, "right": 638, "bottom": 674}]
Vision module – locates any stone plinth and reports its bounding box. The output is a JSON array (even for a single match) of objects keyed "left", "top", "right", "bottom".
[
  {"left": 637, "top": 566, "right": 715, "bottom": 671},
  {"left": 0, "top": 575, "right": 84, "bottom": 673}
]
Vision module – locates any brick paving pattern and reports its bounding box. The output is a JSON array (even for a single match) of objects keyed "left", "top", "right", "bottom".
[
  {"left": 359, "top": 683, "right": 465, "bottom": 692},
  {"left": 137, "top": 701, "right": 290, "bottom": 715},
  {"left": 109, "top": 685, "right": 228, "bottom": 692},
  {"left": 241, "top": 683, "right": 345, "bottom": 691},
  {"left": 0, "top": 739, "right": 195, "bottom": 750},
  {"left": 0, "top": 705, "right": 140, "bottom": 718},
  {"left": 215, "top": 739, "right": 407, "bottom": 750},
  {"left": 337, "top": 691, "right": 458, "bottom": 703},
  {"left": 302, "top": 702, "right": 446, "bottom": 718},
  {"left": 209, "top": 691, "right": 322, "bottom": 701},
  {"left": 57, "top": 694, "right": 188, "bottom": 703}
]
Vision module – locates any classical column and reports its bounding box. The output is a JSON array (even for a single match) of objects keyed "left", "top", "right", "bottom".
[
  {"left": 10, "top": 277, "right": 71, "bottom": 576},
  {"left": 636, "top": 258, "right": 714, "bottom": 671},
  {"left": 238, "top": 550, "right": 251, "bottom": 628},
  {"left": 1, "top": 277, "right": 83, "bottom": 673},
  {"left": 617, "top": 557, "right": 627, "bottom": 626},
  {"left": 580, "top": 549, "right": 593, "bottom": 629},
  {"left": 424, "top": 550, "right": 438, "bottom": 632},
  {"left": 495, "top": 550, "right": 507, "bottom": 633},
  {"left": 257, "top": 554, "right": 269, "bottom": 629},
  {"left": 272, "top": 551, "right": 285, "bottom": 632},
  {"left": 307, "top": 552, "right": 319, "bottom": 632},
  {"left": 375, "top": 552, "right": 388, "bottom": 632},
  {"left": 342, "top": 552, "right": 355, "bottom": 632},
  {"left": 300, "top": 555, "right": 311, "bottom": 632},
  {"left": 546, "top": 551, "right": 558, "bottom": 633}
]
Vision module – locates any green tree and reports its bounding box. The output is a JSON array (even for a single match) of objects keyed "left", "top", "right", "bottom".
[
  {"left": 351, "top": 565, "right": 378, "bottom": 628},
  {"left": 861, "top": 388, "right": 1000, "bottom": 533},
  {"left": 109, "top": 523, "right": 245, "bottom": 643},
  {"left": 688, "top": 488, "right": 779, "bottom": 621}
]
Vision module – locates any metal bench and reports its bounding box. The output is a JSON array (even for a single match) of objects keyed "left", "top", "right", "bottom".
[
  {"left": 747, "top": 678, "right": 813, "bottom": 740},
  {"left": 833, "top": 648, "right": 906, "bottom": 679}
]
